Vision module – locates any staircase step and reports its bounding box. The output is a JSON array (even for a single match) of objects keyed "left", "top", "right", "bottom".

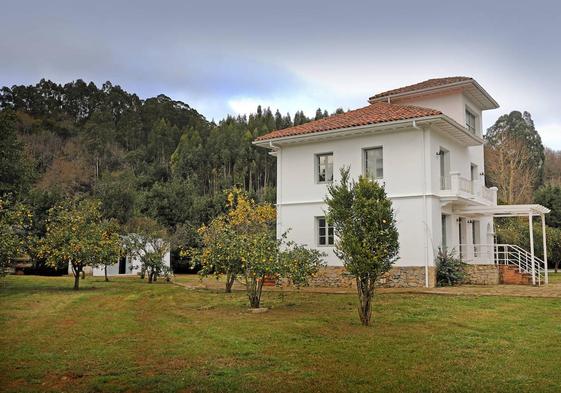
[{"left": 498, "top": 264, "right": 533, "bottom": 285}]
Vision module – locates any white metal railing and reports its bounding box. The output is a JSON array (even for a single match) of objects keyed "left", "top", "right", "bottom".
[
  {"left": 440, "top": 174, "right": 495, "bottom": 203},
  {"left": 459, "top": 243, "right": 546, "bottom": 286}
]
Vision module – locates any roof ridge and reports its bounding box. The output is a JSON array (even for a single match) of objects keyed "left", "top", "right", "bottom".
[{"left": 369, "top": 76, "right": 473, "bottom": 100}]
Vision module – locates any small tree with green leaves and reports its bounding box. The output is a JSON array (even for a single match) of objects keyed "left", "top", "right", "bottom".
[
  {"left": 124, "top": 217, "right": 171, "bottom": 283},
  {"left": 195, "top": 188, "right": 325, "bottom": 308},
  {"left": 0, "top": 197, "right": 32, "bottom": 277},
  {"left": 39, "top": 199, "right": 121, "bottom": 290},
  {"left": 326, "top": 168, "right": 399, "bottom": 326},
  {"left": 281, "top": 242, "right": 326, "bottom": 288},
  {"left": 193, "top": 215, "right": 241, "bottom": 292},
  {"left": 98, "top": 219, "right": 123, "bottom": 282}
]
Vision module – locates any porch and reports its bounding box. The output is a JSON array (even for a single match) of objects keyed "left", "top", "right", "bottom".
[{"left": 455, "top": 204, "right": 551, "bottom": 286}]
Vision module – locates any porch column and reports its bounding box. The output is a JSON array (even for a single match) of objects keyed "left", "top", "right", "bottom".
[
  {"left": 529, "top": 213, "right": 535, "bottom": 286},
  {"left": 542, "top": 213, "right": 548, "bottom": 285}
]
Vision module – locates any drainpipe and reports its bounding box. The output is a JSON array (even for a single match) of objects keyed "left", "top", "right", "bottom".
[
  {"left": 414, "top": 120, "right": 430, "bottom": 288},
  {"left": 269, "top": 141, "right": 282, "bottom": 238}
]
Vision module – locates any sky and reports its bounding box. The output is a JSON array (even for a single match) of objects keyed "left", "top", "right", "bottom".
[{"left": 1, "top": 0, "right": 560, "bottom": 148}]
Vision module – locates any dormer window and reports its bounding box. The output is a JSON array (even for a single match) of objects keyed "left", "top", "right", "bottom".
[{"left": 465, "top": 108, "right": 477, "bottom": 134}]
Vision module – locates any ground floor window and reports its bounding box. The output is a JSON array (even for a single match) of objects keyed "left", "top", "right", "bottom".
[{"left": 316, "top": 217, "right": 334, "bottom": 246}]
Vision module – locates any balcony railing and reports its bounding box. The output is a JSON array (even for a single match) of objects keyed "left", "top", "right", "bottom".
[{"left": 440, "top": 172, "right": 496, "bottom": 203}]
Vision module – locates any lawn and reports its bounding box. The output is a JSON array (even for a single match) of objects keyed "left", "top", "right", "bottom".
[
  {"left": 549, "top": 271, "right": 561, "bottom": 283},
  {"left": 1, "top": 276, "right": 561, "bottom": 393}
]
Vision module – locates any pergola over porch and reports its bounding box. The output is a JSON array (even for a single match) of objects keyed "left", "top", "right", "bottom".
[{"left": 456, "top": 204, "right": 551, "bottom": 285}]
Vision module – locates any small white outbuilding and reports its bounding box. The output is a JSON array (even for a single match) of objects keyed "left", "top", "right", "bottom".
[{"left": 67, "top": 238, "right": 171, "bottom": 277}]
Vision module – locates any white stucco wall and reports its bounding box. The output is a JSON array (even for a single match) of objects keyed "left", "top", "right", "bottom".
[
  {"left": 278, "top": 126, "right": 430, "bottom": 267},
  {"left": 276, "top": 125, "right": 494, "bottom": 269},
  {"left": 398, "top": 92, "right": 484, "bottom": 137}
]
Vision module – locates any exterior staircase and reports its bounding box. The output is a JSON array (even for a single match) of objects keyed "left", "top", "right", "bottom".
[
  {"left": 461, "top": 244, "right": 547, "bottom": 286},
  {"left": 498, "top": 265, "right": 533, "bottom": 285}
]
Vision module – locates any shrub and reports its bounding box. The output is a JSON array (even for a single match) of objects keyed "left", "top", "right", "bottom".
[{"left": 436, "top": 248, "right": 466, "bottom": 286}]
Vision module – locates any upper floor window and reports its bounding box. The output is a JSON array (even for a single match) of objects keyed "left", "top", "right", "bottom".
[
  {"left": 316, "top": 153, "right": 333, "bottom": 183},
  {"left": 317, "top": 217, "right": 334, "bottom": 246},
  {"left": 465, "top": 108, "right": 477, "bottom": 134},
  {"left": 364, "top": 147, "right": 383, "bottom": 179}
]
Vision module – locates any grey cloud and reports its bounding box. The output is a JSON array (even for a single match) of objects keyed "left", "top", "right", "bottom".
[{"left": 1, "top": 0, "right": 560, "bottom": 146}]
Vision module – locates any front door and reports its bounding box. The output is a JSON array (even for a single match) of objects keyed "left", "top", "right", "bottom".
[{"left": 118, "top": 256, "right": 126, "bottom": 274}]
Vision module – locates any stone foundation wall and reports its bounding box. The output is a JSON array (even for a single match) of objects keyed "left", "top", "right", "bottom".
[
  {"left": 463, "top": 264, "right": 499, "bottom": 285},
  {"left": 308, "top": 266, "right": 436, "bottom": 288},
  {"left": 308, "top": 267, "right": 354, "bottom": 288}
]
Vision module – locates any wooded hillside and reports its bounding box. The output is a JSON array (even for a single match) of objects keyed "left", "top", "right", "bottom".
[{"left": 0, "top": 79, "right": 336, "bottom": 271}]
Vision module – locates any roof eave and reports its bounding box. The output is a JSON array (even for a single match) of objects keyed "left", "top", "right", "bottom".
[
  {"left": 253, "top": 114, "right": 482, "bottom": 147},
  {"left": 253, "top": 116, "right": 437, "bottom": 147}
]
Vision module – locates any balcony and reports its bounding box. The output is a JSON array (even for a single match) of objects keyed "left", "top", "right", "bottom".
[{"left": 440, "top": 172, "right": 497, "bottom": 205}]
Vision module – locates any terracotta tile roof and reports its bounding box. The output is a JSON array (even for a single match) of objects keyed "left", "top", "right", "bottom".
[
  {"left": 369, "top": 76, "right": 473, "bottom": 100},
  {"left": 255, "top": 102, "right": 441, "bottom": 142}
]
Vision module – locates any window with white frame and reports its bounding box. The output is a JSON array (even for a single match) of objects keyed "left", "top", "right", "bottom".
[
  {"left": 364, "top": 147, "right": 383, "bottom": 179},
  {"left": 465, "top": 108, "right": 477, "bottom": 134},
  {"left": 316, "top": 153, "right": 333, "bottom": 183},
  {"left": 316, "top": 217, "right": 334, "bottom": 246}
]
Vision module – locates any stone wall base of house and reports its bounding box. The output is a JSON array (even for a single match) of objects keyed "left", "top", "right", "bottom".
[
  {"left": 463, "top": 264, "right": 500, "bottom": 285},
  {"left": 308, "top": 266, "right": 436, "bottom": 288}
]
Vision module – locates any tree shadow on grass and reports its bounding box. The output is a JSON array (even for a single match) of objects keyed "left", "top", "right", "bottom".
[{"left": 0, "top": 283, "right": 102, "bottom": 295}]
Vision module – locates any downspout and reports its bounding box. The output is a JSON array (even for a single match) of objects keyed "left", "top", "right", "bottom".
[
  {"left": 269, "top": 141, "right": 282, "bottom": 238},
  {"left": 414, "top": 120, "right": 430, "bottom": 288}
]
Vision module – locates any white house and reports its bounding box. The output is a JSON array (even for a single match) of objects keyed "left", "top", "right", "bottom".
[{"left": 254, "top": 77, "right": 550, "bottom": 288}]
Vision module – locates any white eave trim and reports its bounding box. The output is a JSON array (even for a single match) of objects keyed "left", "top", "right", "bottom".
[
  {"left": 456, "top": 204, "right": 551, "bottom": 217},
  {"left": 253, "top": 114, "right": 483, "bottom": 148}
]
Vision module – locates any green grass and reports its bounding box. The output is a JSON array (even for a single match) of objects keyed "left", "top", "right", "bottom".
[
  {"left": 1, "top": 275, "right": 561, "bottom": 393},
  {"left": 549, "top": 271, "right": 561, "bottom": 283}
]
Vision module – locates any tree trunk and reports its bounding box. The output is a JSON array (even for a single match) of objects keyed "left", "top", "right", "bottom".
[
  {"left": 247, "top": 276, "right": 264, "bottom": 308},
  {"left": 225, "top": 272, "right": 236, "bottom": 293},
  {"left": 356, "top": 277, "right": 375, "bottom": 326},
  {"left": 148, "top": 270, "right": 153, "bottom": 283},
  {"left": 72, "top": 264, "right": 82, "bottom": 291},
  {"left": 104, "top": 265, "right": 109, "bottom": 282},
  {"left": 80, "top": 269, "right": 85, "bottom": 279},
  {"left": 555, "top": 260, "right": 559, "bottom": 274}
]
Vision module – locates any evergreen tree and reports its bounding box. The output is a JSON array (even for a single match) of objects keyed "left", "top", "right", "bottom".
[
  {"left": 0, "top": 109, "right": 33, "bottom": 197},
  {"left": 535, "top": 185, "right": 561, "bottom": 228},
  {"left": 486, "top": 111, "right": 545, "bottom": 188}
]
